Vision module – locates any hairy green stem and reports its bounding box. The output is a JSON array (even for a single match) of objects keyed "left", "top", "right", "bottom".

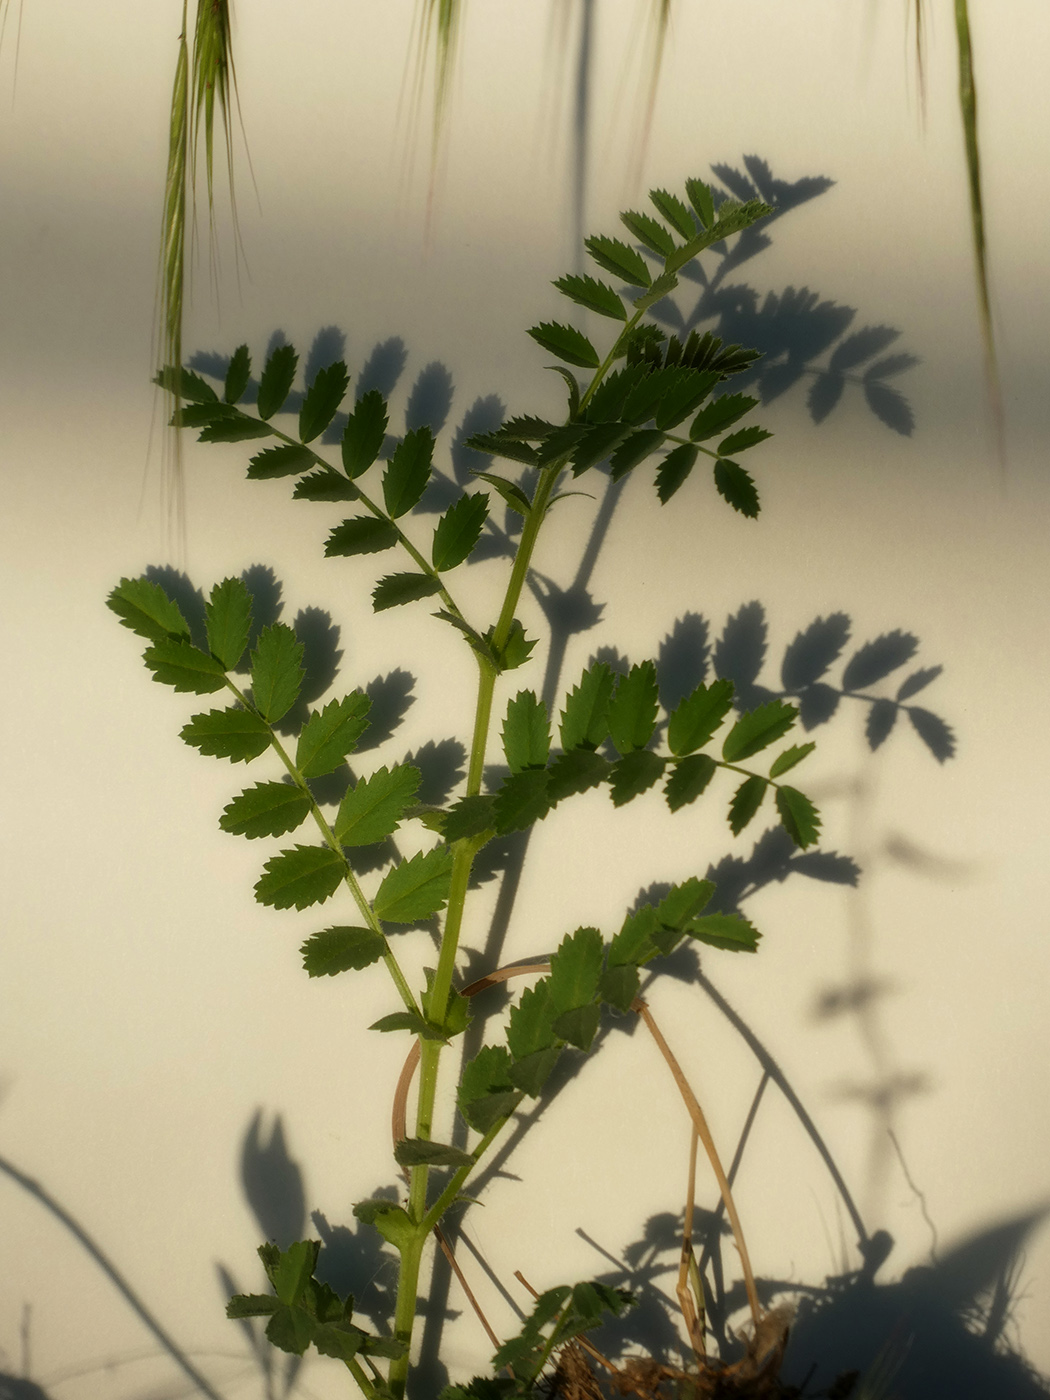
[
  {"left": 388, "top": 1230, "right": 426, "bottom": 1400},
  {"left": 420, "top": 1111, "right": 517, "bottom": 1237}
]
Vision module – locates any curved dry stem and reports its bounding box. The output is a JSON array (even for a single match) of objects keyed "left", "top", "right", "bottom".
[{"left": 633, "top": 997, "right": 762, "bottom": 1330}]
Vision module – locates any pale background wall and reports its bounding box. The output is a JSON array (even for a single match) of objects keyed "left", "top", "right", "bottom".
[{"left": 1, "top": 1, "right": 1049, "bottom": 1396}]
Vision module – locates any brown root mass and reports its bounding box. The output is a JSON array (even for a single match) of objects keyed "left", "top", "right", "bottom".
[{"left": 547, "top": 1309, "right": 827, "bottom": 1400}]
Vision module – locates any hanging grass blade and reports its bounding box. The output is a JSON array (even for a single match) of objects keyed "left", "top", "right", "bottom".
[
  {"left": 953, "top": 0, "right": 1005, "bottom": 478},
  {"left": 157, "top": 4, "right": 191, "bottom": 546},
  {"left": 157, "top": 0, "right": 248, "bottom": 546}
]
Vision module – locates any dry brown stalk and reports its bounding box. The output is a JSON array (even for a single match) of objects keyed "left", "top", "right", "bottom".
[{"left": 632, "top": 998, "right": 762, "bottom": 1329}]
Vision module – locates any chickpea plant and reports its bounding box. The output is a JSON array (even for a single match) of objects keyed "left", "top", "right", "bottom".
[{"left": 107, "top": 176, "right": 822, "bottom": 1399}]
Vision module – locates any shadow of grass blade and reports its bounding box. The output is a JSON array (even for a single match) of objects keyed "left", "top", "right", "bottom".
[
  {"left": 953, "top": 0, "right": 1006, "bottom": 477},
  {"left": 629, "top": 0, "right": 672, "bottom": 189},
  {"left": 0, "top": 0, "right": 26, "bottom": 93},
  {"left": 909, "top": 0, "right": 928, "bottom": 126}
]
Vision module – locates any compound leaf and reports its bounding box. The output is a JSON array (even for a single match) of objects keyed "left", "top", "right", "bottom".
[
  {"left": 667, "top": 678, "right": 734, "bottom": 755},
  {"left": 684, "top": 178, "right": 715, "bottom": 228},
  {"left": 372, "top": 573, "right": 443, "bottom": 612},
  {"left": 465, "top": 431, "right": 540, "bottom": 467},
  {"left": 687, "top": 913, "right": 760, "bottom": 953},
  {"left": 769, "top": 742, "right": 816, "bottom": 778},
  {"left": 296, "top": 692, "right": 372, "bottom": 778},
  {"left": 205, "top": 576, "right": 252, "bottom": 669},
  {"left": 250, "top": 623, "right": 305, "bottom": 723},
  {"left": 548, "top": 927, "right": 603, "bottom": 1013},
  {"left": 598, "top": 963, "right": 640, "bottom": 1013},
  {"left": 143, "top": 638, "right": 227, "bottom": 693},
  {"left": 300, "top": 361, "right": 350, "bottom": 443},
  {"left": 221, "top": 781, "right": 311, "bottom": 840},
  {"left": 718, "top": 425, "right": 773, "bottom": 457},
  {"left": 107, "top": 576, "right": 190, "bottom": 643},
  {"left": 502, "top": 691, "right": 550, "bottom": 774},
  {"left": 255, "top": 845, "right": 345, "bottom": 910},
  {"left": 181, "top": 706, "right": 271, "bottom": 763},
  {"left": 609, "top": 749, "right": 665, "bottom": 806},
  {"left": 559, "top": 662, "right": 615, "bottom": 752},
  {"left": 507, "top": 982, "right": 557, "bottom": 1060},
  {"left": 665, "top": 753, "right": 717, "bottom": 811},
  {"left": 656, "top": 878, "right": 715, "bottom": 930},
  {"left": 690, "top": 393, "right": 759, "bottom": 442},
  {"left": 527, "top": 322, "right": 600, "bottom": 370},
  {"left": 459, "top": 1046, "right": 518, "bottom": 1132},
  {"left": 620, "top": 208, "right": 677, "bottom": 257},
  {"left": 585, "top": 234, "right": 651, "bottom": 288},
  {"left": 492, "top": 769, "right": 550, "bottom": 834},
  {"left": 552, "top": 273, "right": 626, "bottom": 321},
  {"left": 607, "top": 661, "right": 659, "bottom": 754},
  {"left": 655, "top": 442, "right": 699, "bottom": 503},
  {"left": 632, "top": 270, "right": 679, "bottom": 314},
  {"left": 728, "top": 774, "right": 767, "bottom": 835},
  {"left": 224, "top": 344, "right": 251, "bottom": 403},
  {"left": 570, "top": 422, "right": 630, "bottom": 475},
  {"left": 775, "top": 785, "right": 822, "bottom": 848},
  {"left": 247, "top": 443, "right": 316, "bottom": 480},
  {"left": 432, "top": 492, "right": 489, "bottom": 571},
  {"left": 374, "top": 845, "right": 454, "bottom": 923},
  {"left": 608, "top": 905, "right": 659, "bottom": 968},
  {"left": 508, "top": 1046, "right": 562, "bottom": 1097},
  {"left": 472, "top": 471, "right": 531, "bottom": 516},
  {"left": 649, "top": 187, "right": 696, "bottom": 238},
  {"left": 394, "top": 1138, "right": 474, "bottom": 1169},
  {"left": 722, "top": 700, "right": 797, "bottom": 763},
  {"left": 335, "top": 764, "right": 421, "bottom": 846},
  {"left": 301, "top": 926, "right": 386, "bottom": 977},
  {"left": 257, "top": 344, "right": 298, "bottom": 420},
  {"left": 325, "top": 516, "right": 399, "bottom": 557},
  {"left": 294, "top": 467, "right": 358, "bottom": 502},
  {"left": 492, "top": 618, "right": 537, "bottom": 672},
  {"left": 714, "top": 459, "right": 760, "bottom": 518},
  {"left": 654, "top": 370, "right": 718, "bottom": 431},
  {"left": 443, "top": 794, "right": 497, "bottom": 843},
  {"left": 551, "top": 1003, "right": 600, "bottom": 1052},
  {"left": 199, "top": 414, "right": 274, "bottom": 444},
  {"left": 156, "top": 364, "right": 217, "bottom": 403},
  {"left": 546, "top": 748, "right": 610, "bottom": 802},
  {"left": 584, "top": 363, "right": 649, "bottom": 423},
  {"left": 383, "top": 428, "right": 434, "bottom": 518},
  {"left": 342, "top": 390, "right": 389, "bottom": 479},
  {"left": 609, "top": 429, "right": 665, "bottom": 482}
]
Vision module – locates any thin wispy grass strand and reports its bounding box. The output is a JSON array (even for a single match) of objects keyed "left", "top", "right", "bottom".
[{"left": 953, "top": 0, "right": 1006, "bottom": 476}]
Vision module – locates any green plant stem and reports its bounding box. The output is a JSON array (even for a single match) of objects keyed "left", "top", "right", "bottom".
[
  {"left": 388, "top": 1230, "right": 426, "bottom": 1400},
  {"left": 392, "top": 451, "right": 580, "bottom": 1392},
  {"left": 345, "top": 1355, "right": 377, "bottom": 1400},
  {"left": 420, "top": 1112, "right": 517, "bottom": 1237}
]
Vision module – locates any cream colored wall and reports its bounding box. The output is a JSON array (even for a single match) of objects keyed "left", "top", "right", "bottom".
[{"left": 1, "top": 2, "right": 1049, "bottom": 1395}]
